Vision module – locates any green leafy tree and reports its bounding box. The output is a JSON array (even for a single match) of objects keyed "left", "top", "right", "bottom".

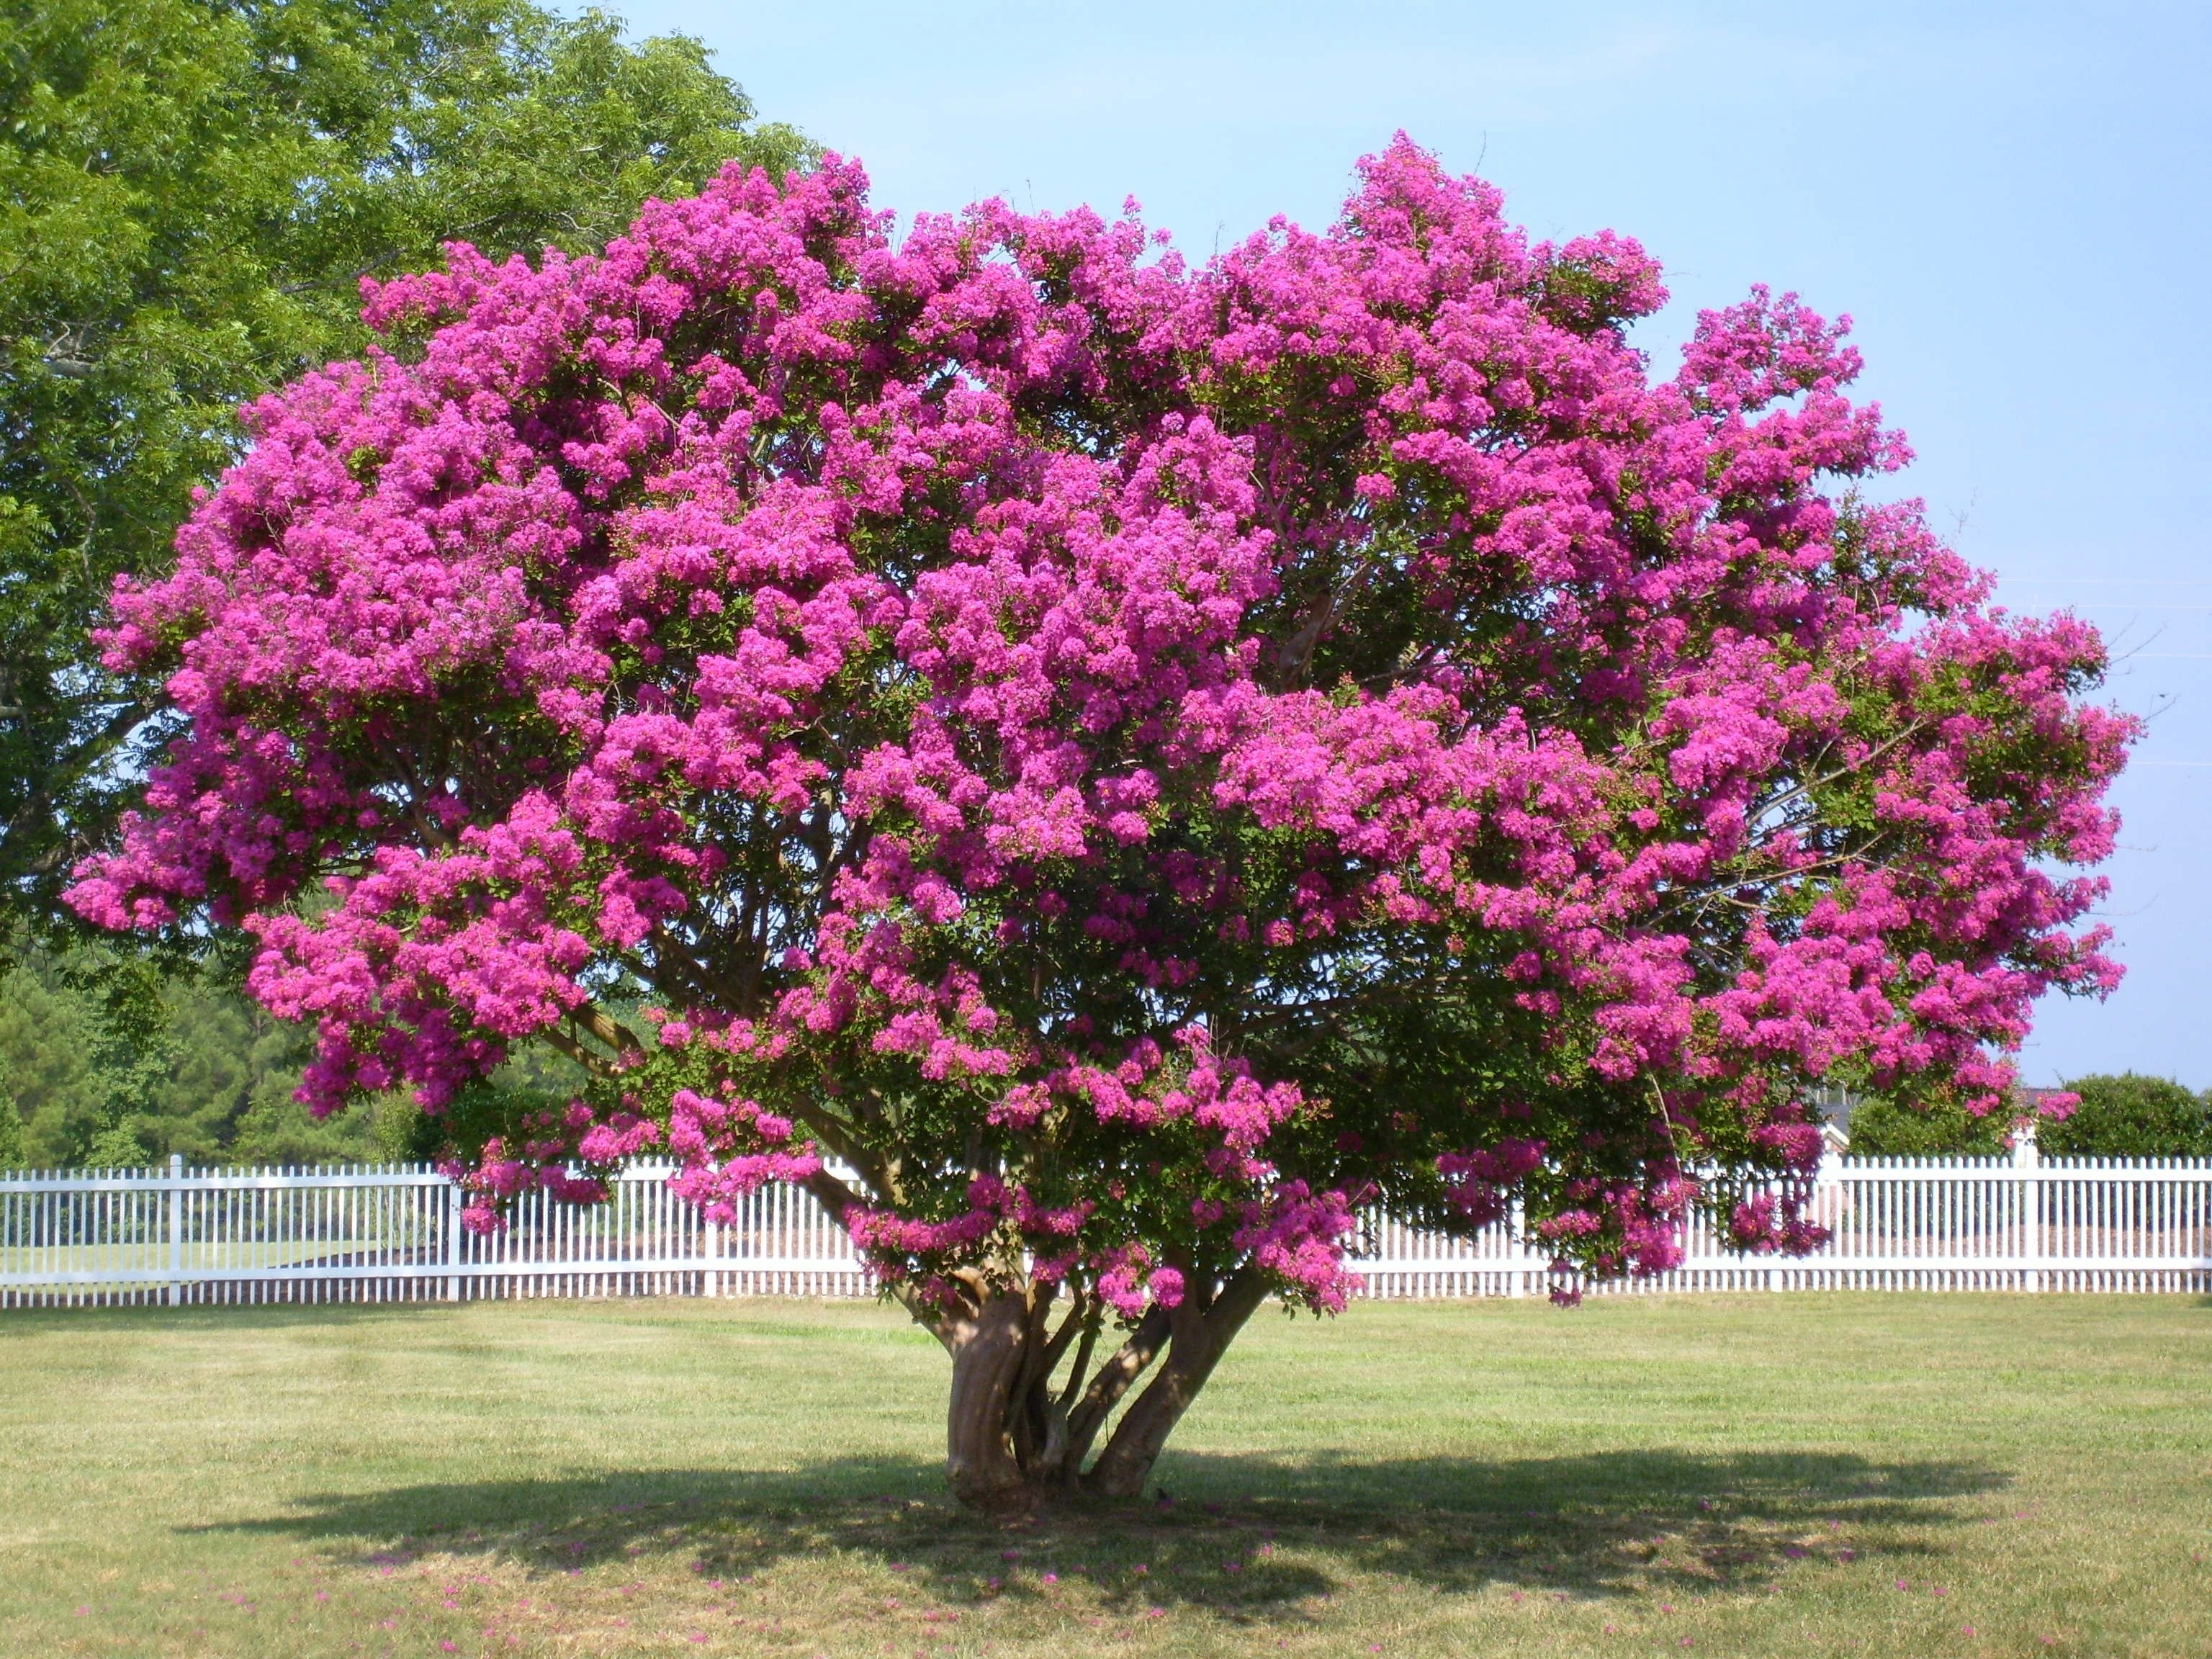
[
  {"left": 0, "top": 1070, "right": 24, "bottom": 1166},
  {"left": 0, "top": 946, "right": 117, "bottom": 1164},
  {"left": 80, "top": 1119, "right": 154, "bottom": 1169},
  {"left": 0, "top": 937, "right": 433, "bottom": 1164},
  {"left": 2043, "top": 1073, "right": 2212, "bottom": 1159},
  {"left": 0, "top": 0, "right": 810, "bottom": 930}
]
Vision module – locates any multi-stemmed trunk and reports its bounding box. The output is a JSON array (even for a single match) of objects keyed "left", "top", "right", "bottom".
[{"left": 935, "top": 1265, "right": 1272, "bottom": 1510}]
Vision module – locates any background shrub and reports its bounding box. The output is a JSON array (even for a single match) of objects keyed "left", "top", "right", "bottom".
[
  {"left": 2043, "top": 1073, "right": 2212, "bottom": 1159},
  {"left": 1840, "top": 1094, "right": 2013, "bottom": 1157}
]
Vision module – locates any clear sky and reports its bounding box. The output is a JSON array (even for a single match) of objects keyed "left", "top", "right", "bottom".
[{"left": 602, "top": 0, "right": 2211, "bottom": 1085}]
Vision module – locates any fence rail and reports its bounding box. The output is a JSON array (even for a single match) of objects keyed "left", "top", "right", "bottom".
[{"left": 4, "top": 1152, "right": 2208, "bottom": 1309}]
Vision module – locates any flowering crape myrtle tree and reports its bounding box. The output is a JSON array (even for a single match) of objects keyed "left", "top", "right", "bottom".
[{"left": 71, "top": 138, "right": 2129, "bottom": 1508}]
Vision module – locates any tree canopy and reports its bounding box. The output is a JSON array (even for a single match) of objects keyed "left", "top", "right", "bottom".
[
  {"left": 0, "top": 0, "right": 809, "bottom": 931},
  {"left": 70, "top": 140, "right": 2131, "bottom": 1505}
]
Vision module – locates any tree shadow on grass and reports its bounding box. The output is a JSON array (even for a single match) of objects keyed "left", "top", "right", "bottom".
[{"left": 204, "top": 1446, "right": 2007, "bottom": 1622}]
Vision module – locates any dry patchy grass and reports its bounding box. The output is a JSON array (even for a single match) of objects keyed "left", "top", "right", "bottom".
[{"left": 1, "top": 1293, "right": 2206, "bottom": 1657}]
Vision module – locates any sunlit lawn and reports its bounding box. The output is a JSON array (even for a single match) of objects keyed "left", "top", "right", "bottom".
[{"left": 1, "top": 1292, "right": 2207, "bottom": 1658}]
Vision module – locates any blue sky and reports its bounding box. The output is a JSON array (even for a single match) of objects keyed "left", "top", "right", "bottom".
[{"left": 606, "top": 0, "right": 2211, "bottom": 1085}]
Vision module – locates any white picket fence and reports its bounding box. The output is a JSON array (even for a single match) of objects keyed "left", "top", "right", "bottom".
[
  {"left": 3, "top": 1151, "right": 2208, "bottom": 1309},
  {"left": 1357, "top": 1154, "right": 2212, "bottom": 1298}
]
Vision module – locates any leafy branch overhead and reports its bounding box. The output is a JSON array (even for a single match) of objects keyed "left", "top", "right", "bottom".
[{"left": 0, "top": 0, "right": 812, "bottom": 928}]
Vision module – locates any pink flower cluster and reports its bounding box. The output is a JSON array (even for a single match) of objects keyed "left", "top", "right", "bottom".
[
  {"left": 1439, "top": 1137, "right": 1548, "bottom": 1229},
  {"left": 69, "top": 135, "right": 2129, "bottom": 1310},
  {"left": 662, "top": 1089, "right": 822, "bottom": 1223}
]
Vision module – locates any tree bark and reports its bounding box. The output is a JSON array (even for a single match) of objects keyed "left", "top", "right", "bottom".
[
  {"left": 942, "top": 1290, "right": 1037, "bottom": 1511},
  {"left": 934, "top": 1270, "right": 1271, "bottom": 1510},
  {"left": 1083, "top": 1266, "right": 1272, "bottom": 1499}
]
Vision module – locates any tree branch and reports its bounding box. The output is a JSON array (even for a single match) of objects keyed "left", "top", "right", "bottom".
[
  {"left": 1063, "top": 1303, "right": 1172, "bottom": 1463},
  {"left": 537, "top": 1022, "right": 620, "bottom": 1079},
  {"left": 1056, "top": 1297, "right": 1105, "bottom": 1411},
  {"left": 572, "top": 1002, "right": 645, "bottom": 1059}
]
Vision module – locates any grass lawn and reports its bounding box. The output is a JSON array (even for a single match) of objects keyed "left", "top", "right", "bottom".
[{"left": 1, "top": 1294, "right": 2206, "bottom": 1658}]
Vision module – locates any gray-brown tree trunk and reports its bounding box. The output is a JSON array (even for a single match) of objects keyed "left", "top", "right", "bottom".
[{"left": 935, "top": 1267, "right": 1270, "bottom": 1510}]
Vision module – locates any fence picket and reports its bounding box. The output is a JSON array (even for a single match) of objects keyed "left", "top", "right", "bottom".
[{"left": 2, "top": 1156, "right": 2208, "bottom": 1308}]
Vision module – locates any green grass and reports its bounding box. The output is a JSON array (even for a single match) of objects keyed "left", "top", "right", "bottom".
[{"left": 2, "top": 1294, "right": 2207, "bottom": 1658}]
